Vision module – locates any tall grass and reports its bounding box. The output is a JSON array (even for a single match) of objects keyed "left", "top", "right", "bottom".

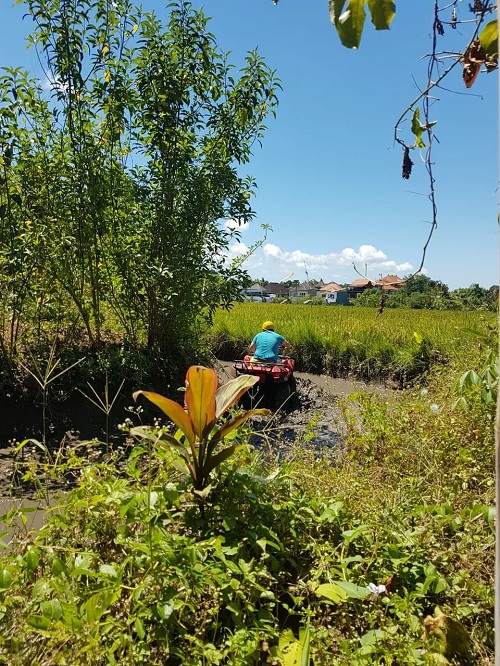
[{"left": 211, "top": 304, "right": 493, "bottom": 381}]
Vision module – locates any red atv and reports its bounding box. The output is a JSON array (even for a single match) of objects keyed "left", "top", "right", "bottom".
[{"left": 232, "top": 355, "right": 296, "bottom": 410}]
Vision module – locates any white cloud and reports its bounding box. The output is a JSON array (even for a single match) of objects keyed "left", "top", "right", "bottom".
[
  {"left": 224, "top": 218, "right": 249, "bottom": 232},
  {"left": 249, "top": 243, "right": 414, "bottom": 281},
  {"left": 228, "top": 241, "right": 249, "bottom": 257}
]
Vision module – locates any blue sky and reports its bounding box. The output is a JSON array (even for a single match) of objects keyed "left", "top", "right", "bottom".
[{"left": 2, "top": 1, "right": 498, "bottom": 288}]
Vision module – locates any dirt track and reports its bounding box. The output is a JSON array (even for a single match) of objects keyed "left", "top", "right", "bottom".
[
  {"left": 0, "top": 362, "right": 393, "bottom": 501},
  {"left": 214, "top": 359, "right": 392, "bottom": 458}
]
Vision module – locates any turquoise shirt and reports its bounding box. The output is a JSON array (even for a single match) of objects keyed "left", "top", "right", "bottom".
[{"left": 251, "top": 330, "right": 285, "bottom": 362}]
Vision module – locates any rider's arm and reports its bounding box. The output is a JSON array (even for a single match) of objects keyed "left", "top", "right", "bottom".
[
  {"left": 281, "top": 339, "right": 291, "bottom": 352},
  {"left": 249, "top": 341, "right": 256, "bottom": 353}
]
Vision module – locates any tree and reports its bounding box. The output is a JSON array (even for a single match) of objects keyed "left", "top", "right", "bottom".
[{"left": 0, "top": 0, "right": 279, "bottom": 364}]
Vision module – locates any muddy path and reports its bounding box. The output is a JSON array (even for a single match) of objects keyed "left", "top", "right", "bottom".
[
  {"left": 0, "top": 362, "right": 395, "bottom": 502},
  {"left": 214, "top": 360, "right": 393, "bottom": 458}
]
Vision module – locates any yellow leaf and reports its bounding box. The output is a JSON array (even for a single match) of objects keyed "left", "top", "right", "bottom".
[
  {"left": 185, "top": 366, "right": 217, "bottom": 439},
  {"left": 133, "top": 390, "right": 195, "bottom": 445},
  {"left": 104, "top": 70, "right": 111, "bottom": 83},
  {"left": 132, "top": 24, "right": 138, "bottom": 35},
  {"left": 103, "top": 44, "right": 109, "bottom": 55}
]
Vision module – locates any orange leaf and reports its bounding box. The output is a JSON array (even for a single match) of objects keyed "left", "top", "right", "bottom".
[
  {"left": 185, "top": 366, "right": 217, "bottom": 439},
  {"left": 215, "top": 375, "right": 260, "bottom": 418},
  {"left": 132, "top": 390, "right": 195, "bottom": 445}
]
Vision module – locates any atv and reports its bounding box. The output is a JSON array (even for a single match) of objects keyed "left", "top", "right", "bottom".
[{"left": 232, "top": 355, "right": 296, "bottom": 410}]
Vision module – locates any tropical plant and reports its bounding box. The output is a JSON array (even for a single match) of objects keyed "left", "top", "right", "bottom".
[
  {"left": 1, "top": 0, "right": 280, "bottom": 383},
  {"left": 132, "top": 365, "right": 269, "bottom": 497}
]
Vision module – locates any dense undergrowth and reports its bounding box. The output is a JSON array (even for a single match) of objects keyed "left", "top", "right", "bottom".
[
  {"left": 0, "top": 338, "right": 494, "bottom": 665},
  {"left": 212, "top": 304, "right": 494, "bottom": 383}
]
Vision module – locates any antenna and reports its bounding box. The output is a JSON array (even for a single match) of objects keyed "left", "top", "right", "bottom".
[{"left": 304, "top": 261, "right": 310, "bottom": 284}]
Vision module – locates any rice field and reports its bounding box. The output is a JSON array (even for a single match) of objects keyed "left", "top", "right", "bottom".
[{"left": 211, "top": 303, "right": 495, "bottom": 382}]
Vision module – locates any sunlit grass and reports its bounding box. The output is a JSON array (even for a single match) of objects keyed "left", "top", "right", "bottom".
[{"left": 211, "top": 303, "right": 493, "bottom": 380}]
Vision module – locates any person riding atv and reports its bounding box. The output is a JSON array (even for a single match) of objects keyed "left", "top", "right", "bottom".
[
  {"left": 232, "top": 321, "right": 295, "bottom": 410},
  {"left": 249, "top": 321, "right": 291, "bottom": 362}
]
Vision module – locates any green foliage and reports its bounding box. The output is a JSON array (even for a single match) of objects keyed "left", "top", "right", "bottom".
[
  {"left": 352, "top": 288, "right": 381, "bottom": 308},
  {"left": 0, "top": 342, "right": 494, "bottom": 663},
  {"left": 351, "top": 277, "right": 498, "bottom": 312},
  {"left": 0, "top": 1, "right": 280, "bottom": 378},
  {"left": 479, "top": 20, "right": 498, "bottom": 57},
  {"left": 328, "top": 0, "right": 395, "bottom": 49},
  {"left": 454, "top": 322, "right": 498, "bottom": 413}
]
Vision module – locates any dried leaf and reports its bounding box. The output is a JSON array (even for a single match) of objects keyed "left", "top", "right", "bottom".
[
  {"left": 462, "top": 40, "right": 486, "bottom": 88},
  {"left": 402, "top": 147, "right": 413, "bottom": 179}
]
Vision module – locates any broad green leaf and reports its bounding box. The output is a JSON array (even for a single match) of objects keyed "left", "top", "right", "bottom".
[
  {"left": 84, "top": 590, "right": 117, "bottom": 622},
  {"left": 315, "top": 582, "right": 348, "bottom": 603},
  {"left": 25, "top": 548, "right": 40, "bottom": 571},
  {"left": 300, "top": 624, "right": 311, "bottom": 666},
  {"left": 367, "top": 0, "right": 395, "bottom": 30},
  {"left": 279, "top": 629, "right": 302, "bottom": 666},
  {"left": 32, "top": 580, "right": 51, "bottom": 600},
  {"left": 214, "top": 374, "right": 260, "bottom": 417},
  {"left": 411, "top": 108, "right": 425, "bottom": 148},
  {"left": 157, "top": 600, "right": 174, "bottom": 619},
  {"left": 336, "top": 580, "right": 371, "bottom": 599},
  {"left": 134, "top": 616, "right": 145, "bottom": 639},
  {"left": 133, "top": 390, "right": 195, "bottom": 445},
  {"left": 0, "top": 569, "right": 12, "bottom": 591},
  {"left": 479, "top": 20, "right": 498, "bottom": 57},
  {"left": 482, "top": 387, "right": 493, "bottom": 404},
  {"left": 329, "top": 0, "right": 367, "bottom": 49},
  {"left": 99, "top": 564, "right": 117, "bottom": 577},
  {"left": 26, "top": 614, "right": 51, "bottom": 631},
  {"left": 41, "top": 599, "right": 62, "bottom": 621},
  {"left": 319, "top": 501, "right": 343, "bottom": 522},
  {"left": 185, "top": 366, "right": 217, "bottom": 438},
  {"left": 360, "top": 629, "right": 386, "bottom": 647}
]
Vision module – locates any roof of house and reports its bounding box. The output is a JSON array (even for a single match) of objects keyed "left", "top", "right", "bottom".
[
  {"left": 351, "top": 279, "right": 373, "bottom": 287},
  {"left": 264, "top": 282, "right": 288, "bottom": 295},
  {"left": 376, "top": 274, "right": 405, "bottom": 285},
  {"left": 319, "top": 281, "right": 346, "bottom": 293},
  {"left": 293, "top": 281, "right": 319, "bottom": 290}
]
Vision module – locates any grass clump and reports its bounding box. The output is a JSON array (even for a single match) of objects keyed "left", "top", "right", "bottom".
[{"left": 0, "top": 345, "right": 494, "bottom": 664}]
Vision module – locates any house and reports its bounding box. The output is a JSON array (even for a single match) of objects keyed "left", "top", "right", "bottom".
[
  {"left": 318, "top": 282, "right": 350, "bottom": 305},
  {"left": 240, "top": 283, "right": 266, "bottom": 301},
  {"left": 375, "top": 275, "right": 405, "bottom": 293},
  {"left": 288, "top": 281, "right": 322, "bottom": 300},
  {"left": 263, "top": 282, "right": 289, "bottom": 298},
  {"left": 348, "top": 279, "right": 375, "bottom": 300}
]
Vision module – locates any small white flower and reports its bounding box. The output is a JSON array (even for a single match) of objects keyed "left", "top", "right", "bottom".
[
  {"left": 367, "top": 583, "right": 386, "bottom": 595},
  {"left": 430, "top": 404, "right": 440, "bottom": 413},
  {"left": 420, "top": 388, "right": 428, "bottom": 397}
]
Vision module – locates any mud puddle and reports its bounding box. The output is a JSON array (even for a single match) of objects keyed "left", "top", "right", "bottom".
[{"left": 214, "top": 360, "right": 394, "bottom": 459}]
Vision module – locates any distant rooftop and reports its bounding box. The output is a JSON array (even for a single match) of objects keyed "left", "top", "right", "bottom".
[{"left": 319, "top": 281, "right": 346, "bottom": 293}]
